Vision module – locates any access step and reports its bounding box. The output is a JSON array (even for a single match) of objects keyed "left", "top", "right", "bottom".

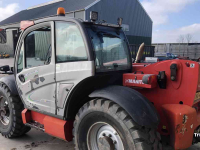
[{"left": 22, "top": 109, "right": 73, "bottom": 141}]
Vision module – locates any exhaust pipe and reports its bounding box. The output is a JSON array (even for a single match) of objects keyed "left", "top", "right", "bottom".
[{"left": 135, "top": 43, "right": 145, "bottom": 63}]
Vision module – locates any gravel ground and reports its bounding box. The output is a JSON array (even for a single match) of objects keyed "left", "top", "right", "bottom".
[
  {"left": 0, "top": 128, "right": 200, "bottom": 150},
  {"left": 0, "top": 57, "right": 14, "bottom": 67},
  {"left": 0, "top": 129, "right": 74, "bottom": 150},
  {"left": 0, "top": 58, "right": 200, "bottom": 150}
]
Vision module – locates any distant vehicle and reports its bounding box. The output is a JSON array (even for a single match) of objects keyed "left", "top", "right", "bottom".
[
  {"left": 145, "top": 56, "right": 172, "bottom": 63},
  {"left": 0, "top": 52, "right": 10, "bottom": 58},
  {"left": 166, "top": 53, "right": 177, "bottom": 59},
  {"left": 157, "top": 56, "right": 174, "bottom": 61},
  {"left": 145, "top": 57, "right": 158, "bottom": 63},
  {"left": 154, "top": 53, "right": 178, "bottom": 62}
]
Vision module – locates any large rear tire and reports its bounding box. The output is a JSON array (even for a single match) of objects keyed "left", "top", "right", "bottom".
[
  {"left": 73, "top": 99, "right": 162, "bottom": 150},
  {"left": 0, "top": 83, "right": 31, "bottom": 138}
]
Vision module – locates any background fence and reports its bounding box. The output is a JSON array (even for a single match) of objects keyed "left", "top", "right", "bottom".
[{"left": 153, "top": 43, "right": 200, "bottom": 60}]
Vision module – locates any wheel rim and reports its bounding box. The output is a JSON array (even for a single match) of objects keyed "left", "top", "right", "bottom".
[
  {"left": 0, "top": 96, "right": 10, "bottom": 126},
  {"left": 87, "top": 122, "right": 124, "bottom": 150}
]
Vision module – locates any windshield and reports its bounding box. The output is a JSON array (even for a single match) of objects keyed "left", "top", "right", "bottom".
[{"left": 86, "top": 25, "right": 131, "bottom": 72}]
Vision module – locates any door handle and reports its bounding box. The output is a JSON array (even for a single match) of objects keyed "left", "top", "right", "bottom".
[{"left": 19, "top": 74, "right": 25, "bottom": 83}]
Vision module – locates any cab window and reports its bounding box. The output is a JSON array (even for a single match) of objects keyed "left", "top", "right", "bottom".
[
  {"left": 24, "top": 26, "right": 52, "bottom": 68},
  {"left": 17, "top": 44, "right": 24, "bottom": 73},
  {"left": 55, "top": 22, "right": 87, "bottom": 63},
  {"left": 0, "top": 29, "right": 6, "bottom": 44}
]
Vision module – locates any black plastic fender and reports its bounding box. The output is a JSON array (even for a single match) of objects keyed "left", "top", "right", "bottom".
[
  {"left": 0, "top": 75, "right": 18, "bottom": 96},
  {"left": 89, "top": 85, "right": 160, "bottom": 129}
]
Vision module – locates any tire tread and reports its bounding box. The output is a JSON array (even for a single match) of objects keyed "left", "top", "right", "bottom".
[
  {"left": 73, "top": 99, "right": 162, "bottom": 150},
  {"left": 0, "top": 83, "right": 31, "bottom": 138}
]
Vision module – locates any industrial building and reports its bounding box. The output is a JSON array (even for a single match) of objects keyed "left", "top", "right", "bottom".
[{"left": 0, "top": 0, "right": 153, "bottom": 57}]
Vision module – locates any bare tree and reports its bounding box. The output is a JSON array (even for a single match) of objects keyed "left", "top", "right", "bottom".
[
  {"left": 185, "top": 34, "right": 192, "bottom": 43},
  {"left": 177, "top": 35, "right": 185, "bottom": 56},
  {"left": 177, "top": 35, "right": 185, "bottom": 43},
  {"left": 184, "top": 34, "right": 193, "bottom": 58}
]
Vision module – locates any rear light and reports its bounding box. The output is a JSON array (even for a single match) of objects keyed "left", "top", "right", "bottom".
[
  {"left": 147, "top": 75, "right": 152, "bottom": 84},
  {"left": 185, "top": 62, "right": 190, "bottom": 67},
  {"left": 157, "top": 59, "right": 159, "bottom": 62},
  {"left": 146, "top": 75, "right": 157, "bottom": 85},
  {"left": 147, "top": 76, "right": 154, "bottom": 84}
]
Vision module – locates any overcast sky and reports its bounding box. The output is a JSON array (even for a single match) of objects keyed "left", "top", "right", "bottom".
[
  {"left": 140, "top": 0, "right": 200, "bottom": 43},
  {"left": 0, "top": 0, "right": 199, "bottom": 43}
]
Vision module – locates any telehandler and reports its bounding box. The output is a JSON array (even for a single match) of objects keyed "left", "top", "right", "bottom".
[{"left": 0, "top": 7, "right": 199, "bottom": 150}]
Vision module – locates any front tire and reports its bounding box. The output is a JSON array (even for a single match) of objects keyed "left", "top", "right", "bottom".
[
  {"left": 73, "top": 99, "right": 162, "bottom": 150},
  {"left": 0, "top": 83, "right": 31, "bottom": 138}
]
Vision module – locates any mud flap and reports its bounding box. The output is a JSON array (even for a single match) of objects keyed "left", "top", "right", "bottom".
[{"left": 89, "top": 85, "right": 160, "bottom": 129}]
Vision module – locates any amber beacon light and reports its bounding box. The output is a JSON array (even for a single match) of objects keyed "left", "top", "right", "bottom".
[{"left": 57, "top": 7, "right": 65, "bottom": 16}]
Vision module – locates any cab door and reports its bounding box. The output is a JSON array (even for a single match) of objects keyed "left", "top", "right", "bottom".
[
  {"left": 15, "top": 22, "right": 56, "bottom": 114},
  {"left": 55, "top": 21, "right": 94, "bottom": 111}
]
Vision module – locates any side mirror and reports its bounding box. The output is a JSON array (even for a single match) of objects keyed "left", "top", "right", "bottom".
[{"left": 0, "top": 65, "right": 10, "bottom": 73}]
